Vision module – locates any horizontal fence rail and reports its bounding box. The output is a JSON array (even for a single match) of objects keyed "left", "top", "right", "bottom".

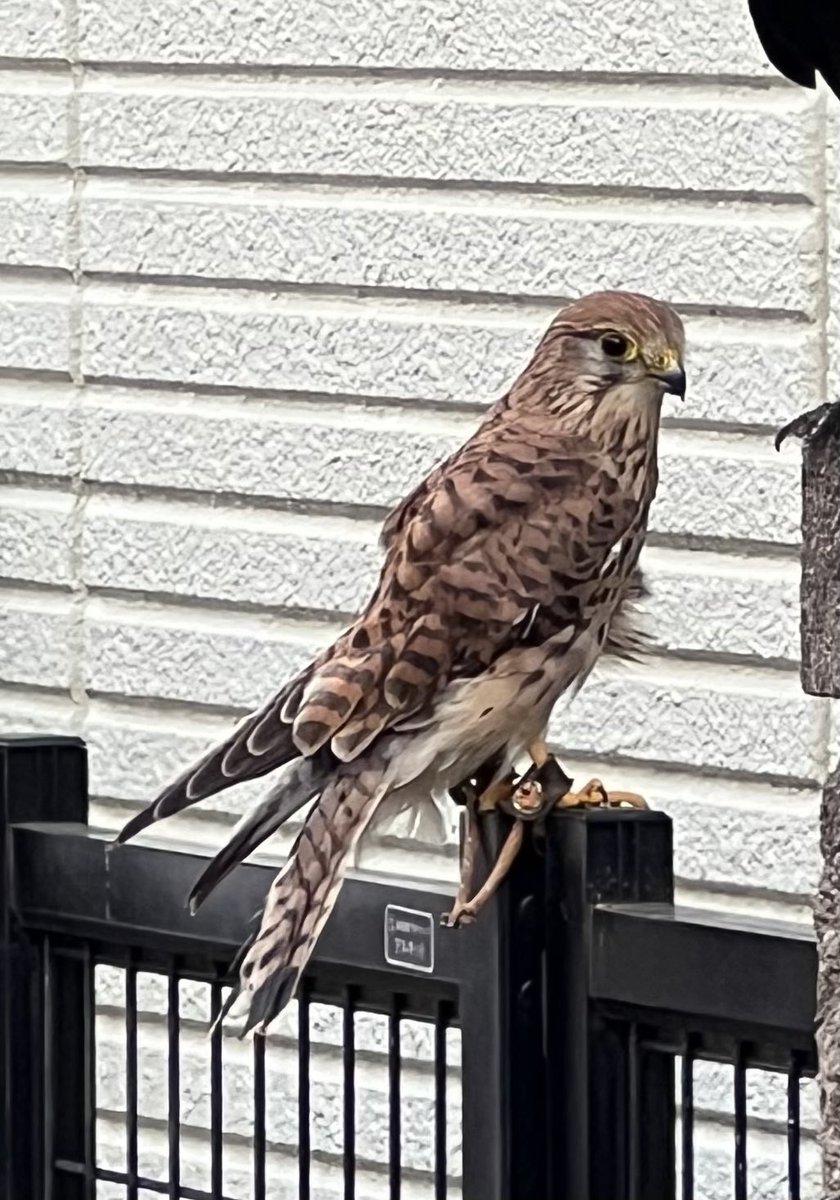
[{"left": 1, "top": 736, "right": 817, "bottom": 1200}]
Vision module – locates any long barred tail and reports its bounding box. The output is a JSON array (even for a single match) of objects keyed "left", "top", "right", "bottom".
[{"left": 229, "top": 761, "right": 387, "bottom": 1035}]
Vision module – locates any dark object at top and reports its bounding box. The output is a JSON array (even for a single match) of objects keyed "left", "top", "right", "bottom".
[{"left": 749, "top": 0, "right": 840, "bottom": 100}]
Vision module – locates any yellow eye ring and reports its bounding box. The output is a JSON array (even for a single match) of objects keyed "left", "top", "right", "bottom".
[{"left": 600, "top": 332, "right": 637, "bottom": 361}]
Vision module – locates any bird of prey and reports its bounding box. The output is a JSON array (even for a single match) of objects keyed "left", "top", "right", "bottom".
[
  {"left": 747, "top": 0, "right": 840, "bottom": 446},
  {"left": 117, "top": 290, "right": 686, "bottom": 1033}
]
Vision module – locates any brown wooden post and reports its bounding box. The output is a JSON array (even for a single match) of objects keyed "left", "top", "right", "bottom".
[{"left": 800, "top": 426, "right": 840, "bottom": 1194}]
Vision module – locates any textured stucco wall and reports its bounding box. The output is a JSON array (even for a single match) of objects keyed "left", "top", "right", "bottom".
[{"left": 1, "top": 0, "right": 836, "bottom": 1194}]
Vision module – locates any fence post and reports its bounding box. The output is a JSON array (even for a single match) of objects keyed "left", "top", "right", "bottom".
[
  {"left": 543, "top": 808, "right": 675, "bottom": 1200},
  {"left": 0, "top": 736, "right": 88, "bottom": 1200},
  {"left": 457, "top": 810, "right": 549, "bottom": 1200}
]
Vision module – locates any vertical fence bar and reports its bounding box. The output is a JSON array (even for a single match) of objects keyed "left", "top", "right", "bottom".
[
  {"left": 434, "top": 1002, "right": 448, "bottom": 1200},
  {"left": 627, "top": 1023, "right": 640, "bottom": 1200},
  {"left": 167, "top": 972, "right": 180, "bottom": 1200},
  {"left": 1, "top": 737, "right": 88, "bottom": 1200},
  {"left": 210, "top": 982, "right": 224, "bottom": 1200},
  {"left": 681, "top": 1043, "right": 695, "bottom": 1200},
  {"left": 388, "top": 994, "right": 402, "bottom": 1200},
  {"left": 733, "top": 1045, "right": 747, "bottom": 1200},
  {"left": 787, "top": 1052, "right": 801, "bottom": 1200},
  {"left": 50, "top": 945, "right": 96, "bottom": 1200},
  {"left": 82, "top": 945, "right": 96, "bottom": 1200},
  {"left": 544, "top": 809, "right": 675, "bottom": 1200},
  {"left": 125, "top": 962, "right": 139, "bottom": 1200},
  {"left": 252, "top": 1034, "right": 266, "bottom": 1200},
  {"left": 343, "top": 987, "right": 356, "bottom": 1200},
  {"left": 42, "top": 938, "right": 54, "bottom": 1200},
  {"left": 298, "top": 981, "right": 311, "bottom": 1200}
]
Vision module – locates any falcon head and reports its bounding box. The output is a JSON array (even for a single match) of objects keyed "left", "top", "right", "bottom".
[{"left": 519, "top": 289, "right": 687, "bottom": 413}]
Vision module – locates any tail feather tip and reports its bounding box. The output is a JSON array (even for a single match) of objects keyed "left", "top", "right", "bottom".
[{"left": 240, "top": 968, "right": 299, "bottom": 1038}]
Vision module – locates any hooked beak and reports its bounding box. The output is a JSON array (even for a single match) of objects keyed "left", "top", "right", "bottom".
[
  {"left": 647, "top": 351, "right": 686, "bottom": 400},
  {"left": 652, "top": 364, "right": 687, "bottom": 399}
]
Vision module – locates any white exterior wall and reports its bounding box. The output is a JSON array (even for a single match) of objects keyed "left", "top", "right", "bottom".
[{"left": 1, "top": 1, "right": 835, "bottom": 1194}]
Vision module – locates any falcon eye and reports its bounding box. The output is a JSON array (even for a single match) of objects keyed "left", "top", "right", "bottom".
[{"left": 600, "top": 332, "right": 634, "bottom": 360}]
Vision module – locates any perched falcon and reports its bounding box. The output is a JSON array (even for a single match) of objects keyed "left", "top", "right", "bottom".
[{"left": 118, "top": 290, "right": 686, "bottom": 1033}]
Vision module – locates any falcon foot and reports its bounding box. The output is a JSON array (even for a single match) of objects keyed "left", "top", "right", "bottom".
[
  {"left": 441, "top": 820, "right": 524, "bottom": 928},
  {"left": 557, "top": 777, "right": 648, "bottom": 809},
  {"left": 441, "top": 751, "right": 648, "bottom": 928},
  {"left": 441, "top": 745, "right": 570, "bottom": 927},
  {"left": 442, "top": 771, "right": 518, "bottom": 927},
  {"left": 775, "top": 401, "right": 840, "bottom": 450}
]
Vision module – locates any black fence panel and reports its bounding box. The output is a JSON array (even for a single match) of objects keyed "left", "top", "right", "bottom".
[
  {"left": 543, "top": 811, "right": 676, "bottom": 1200},
  {"left": 0, "top": 736, "right": 818, "bottom": 1200}
]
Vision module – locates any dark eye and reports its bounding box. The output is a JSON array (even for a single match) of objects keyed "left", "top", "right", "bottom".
[{"left": 600, "top": 332, "right": 632, "bottom": 359}]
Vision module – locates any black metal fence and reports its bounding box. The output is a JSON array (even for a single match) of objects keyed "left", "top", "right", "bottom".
[{"left": 1, "top": 736, "right": 817, "bottom": 1200}]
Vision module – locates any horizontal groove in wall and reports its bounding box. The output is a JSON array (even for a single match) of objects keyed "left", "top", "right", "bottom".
[
  {"left": 559, "top": 761, "right": 822, "bottom": 817},
  {"left": 0, "top": 57, "right": 792, "bottom": 91},
  {"left": 0, "top": 374, "right": 796, "bottom": 441},
  {"left": 0, "top": 167, "right": 72, "bottom": 190},
  {"left": 78, "top": 692, "right": 829, "bottom": 794},
  {"left": 84, "top": 590, "right": 342, "bottom": 641},
  {"left": 78, "top": 646, "right": 809, "bottom": 715},
  {"left": 0, "top": 265, "right": 817, "bottom": 326},
  {"left": 0, "top": 406, "right": 790, "bottom": 463},
  {"left": 644, "top": 532, "right": 800, "bottom": 559},
  {"left": 77, "top": 276, "right": 825, "bottom": 333},
  {"left": 71, "top": 66, "right": 813, "bottom": 107},
  {"left": 86, "top": 583, "right": 356, "bottom": 626},
  {"left": 0, "top": 577, "right": 73, "bottom": 599},
  {"left": 560, "top": 747, "right": 820, "bottom": 794},
  {"left": 71, "top": 538, "right": 796, "bottom": 610},
  {"left": 0, "top": 365, "right": 72, "bottom": 386},
  {"left": 91, "top": 754, "right": 822, "bottom": 827},
  {"left": 0, "top": 263, "right": 72, "bottom": 285},
  {"left": 71, "top": 475, "right": 793, "bottom": 535},
  {"left": 0, "top": 158, "right": 818, "bottom": 209},
  {"left": 79, "top": 166, "right": 818, "bottom": 207},
  {"left": 0, "top": 374, "right": 803, "bottom": 437},
  {"left": 0, "top": 476, "right": 800, "bottom": 563},
  {"left": 0, "top": 681, "right": 822, "bottom": 797},
  {"left": 75, "top": 577, "right": 800, "bottom": 675},
  {"left": 80, "top": 174, "right": 819, "bottom": 223},
  {"left": 0, "top": 160, "right": 73, "bottom": 178},
  {"left": 67, "top": 270, "right": 818, "bottom": 323}
]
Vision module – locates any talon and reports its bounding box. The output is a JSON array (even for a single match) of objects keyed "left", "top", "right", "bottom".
[
  {"left": 776, "top": 402, "right": 840, "bottom": 450},
  {"left": 605, "top": 790, "right": 649, "bottom": 810},
  {"left": 556, "top": 777, "right": 606, "bottom": 808},
  {"left": 556, "top": 779, "right": 648, "bottom": 809},
  {"left": 440, "top": 902, "right": 478, "bottom": 928}
]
